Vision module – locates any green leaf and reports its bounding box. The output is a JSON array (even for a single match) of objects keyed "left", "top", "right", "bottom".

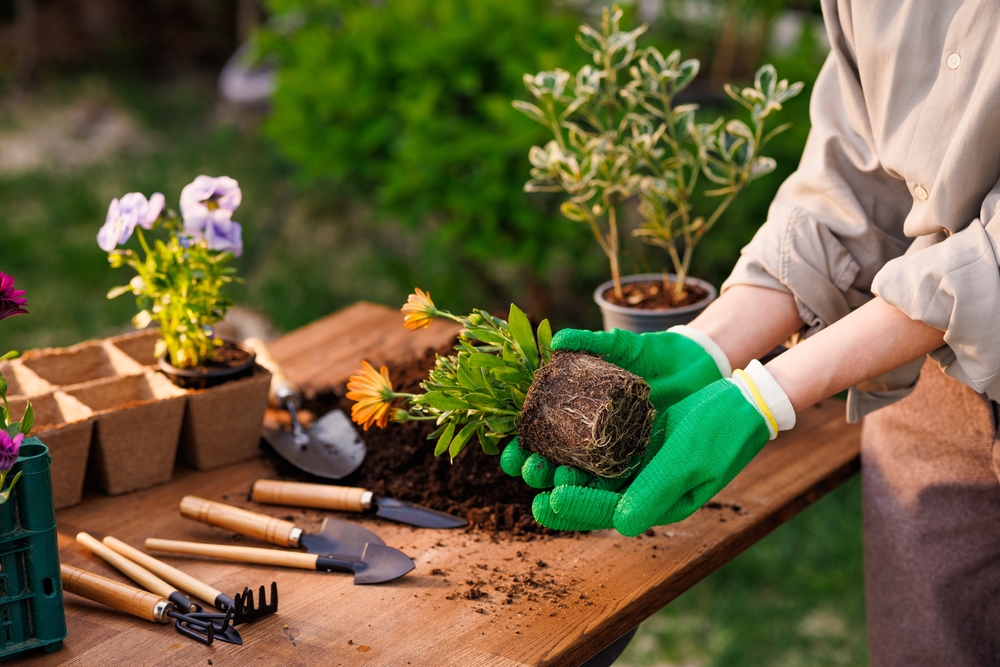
[
  {"left": 479, "top": 432, "right": 501, "bottom": 455},
  {"left": 507, "top": 304, "right": 538, "bottom": 370},
  {"left": 486, "top": 415, "right": 518, "bottom": 434},
  {"left": 434, "top": 420, "right": 457, "bottom": 457},
  {"left": 537, "top": 319, "right": 552, "bottom": 364},
  {"left": 465, "top": 393, "right": 501, "bottom": 410},
  {"left": 19, "top": 402, "right": 32, "bottom": 436},
  {"left": 755, "top": 64, "right": 777, "bottom": 98},
  {"left": 512, "top": 100, "right": 548, "bottom": 126},
  {"left": 449, "top": 422, "right": 480, "bottom": 461},
  {"left": 0, "top": 351, "right": 17, "bottom": 362},
  {"left": 457, "top": 357, "right": 486, "bottom": 390},
  {"left": 468, "top": 353, "right": 507, "bottom": 369},
  {"left": 463, "top": 329, "right": 507, "bottom": 346},
  {"left": 5, "top": 423, "right": 19, "bottom": 438},
  {"left": 133, "top": 310, "right": 153, "bottom": 329},
  {"left": 489, "top": 366, "right": 532, "bottom": 385},
  {"left": 423, "top": 392, "right": 471, "bottom": 411}
]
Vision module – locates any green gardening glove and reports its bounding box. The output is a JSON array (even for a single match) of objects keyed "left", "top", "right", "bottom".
[
  {"left": 501, "top": 326, "right": 733, "bottom": 530},
  {"left": 540, "top": 360, "right": 796, "bottom": 535}
]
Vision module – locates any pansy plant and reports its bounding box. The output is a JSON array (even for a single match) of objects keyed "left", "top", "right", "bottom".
[
  {"left": 0, "top": 271, "right": 31, "bottom": 503},
  {"left": 99, "top": 176, "right": 244, "bottom": 368}
]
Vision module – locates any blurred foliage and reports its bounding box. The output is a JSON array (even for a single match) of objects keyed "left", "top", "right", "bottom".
[
  {"left": 259, "top": 0, "right": 826, "bottom": 325},
  {"left": 258, "top": 0, "right": 608, "bottom": 320}
]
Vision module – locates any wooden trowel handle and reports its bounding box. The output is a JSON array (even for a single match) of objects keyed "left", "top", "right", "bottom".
[
  {"left": 61, "top": 564, "right": 170, "bottom": 623},
  {"left": 244, "top": 337, "right": 300, "bottom": 407},
  {"left": 145, "top": 539, "right": 319, "bottom": 570},
  {"left": 179, "top": 496, "right": 299, "bottom": 548},
  {"left": 253, "top": 479, "right": 370, "bottom": 513},
  {"left": 103, "top": 536, "right": 223, "bottom": 607},
  {"left": 76, "top": 532, "right": 175, "bottom": 600}
]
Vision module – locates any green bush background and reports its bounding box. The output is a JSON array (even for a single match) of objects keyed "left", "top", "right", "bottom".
[{"left": 0, "top": 1, "right": 865, "bottom": 664}]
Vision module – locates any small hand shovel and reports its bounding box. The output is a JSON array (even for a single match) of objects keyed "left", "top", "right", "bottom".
[
  {"left": 145, "top": 538, "right": 415, "bottom": 584},
  {"left": 245, "top": 337, "right": 366, "bottom": 479}
]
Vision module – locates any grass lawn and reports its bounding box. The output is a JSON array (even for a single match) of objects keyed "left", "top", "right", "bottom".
[{"left": 0, "top": 74, "right": 867, "bottom": 666}]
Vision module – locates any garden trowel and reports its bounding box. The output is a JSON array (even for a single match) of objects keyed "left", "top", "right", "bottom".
[
  {"left": 244, "top": 337, "right": 366, "bottom": 479},
  {"left": 180, "top": 496, "right": 388, "bottom": 558}
]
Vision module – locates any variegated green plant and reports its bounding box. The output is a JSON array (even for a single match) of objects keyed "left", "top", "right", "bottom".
[{"left": 514, "top": 4, "right": 802, "bottom": 301}]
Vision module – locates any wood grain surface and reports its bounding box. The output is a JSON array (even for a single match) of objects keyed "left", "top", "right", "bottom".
[{"left": 25, "top": 302, "right": 860, "bottom": 667}]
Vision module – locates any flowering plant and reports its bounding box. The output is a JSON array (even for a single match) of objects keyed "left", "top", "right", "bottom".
[
  {"left": 348, "top": 288, "right": 551, "bottom": 461},
  {"left": 0, "top": 271, "right": 32, "bottom": 503},
  {"left": 514, "top": 5, "right": 802, "bottom": 302},
  {"left": 99, "top": 176, "right": 244, "bottom": 368}
]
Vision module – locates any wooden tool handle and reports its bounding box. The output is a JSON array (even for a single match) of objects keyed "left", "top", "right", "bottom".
[
  {"left": 244, "top": 337, "right": 300, "bottom": 406},
  {"left": 252, "top": 480, "right": 369, "bottom": 513},
  {"left": 145, "top": 538, "right": 319, "bottom": 570},
  {"left": 179, "top": 495, "right": 298, "bottom": 548},
  {"left": 61, "top": 564, "right": 170, "bottom": 623},
  {"left": 103, "top": 536, "right": 222, "bottom": 607},
  {"left": 76, "top": 532, "right": 175, "bottom": 600}
]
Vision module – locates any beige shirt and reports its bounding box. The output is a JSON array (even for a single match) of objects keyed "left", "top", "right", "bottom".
[{"left": 722, "top": 0, "right": 1000, "bottom": 419}]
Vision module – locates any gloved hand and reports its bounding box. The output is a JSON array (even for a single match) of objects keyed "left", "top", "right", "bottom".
[
  {"left": 500, "top": 325, "right": 734, "bottom": 523},
  {"left": 511, "top": 359, "right": 795, "bottom": 535}
]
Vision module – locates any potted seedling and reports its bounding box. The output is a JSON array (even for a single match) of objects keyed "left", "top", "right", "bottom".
[
  {"left": 514, "top": 5, "right": 802, "bottom": 332},
  {"left": 348, "top": 289, "right": 653, "bottom": 480},
  {"left": 97, "top": 176, "right": 271, "bottom": 472},
  {"left": 0, "top": 274, "right": 67, "bottom": 659}
]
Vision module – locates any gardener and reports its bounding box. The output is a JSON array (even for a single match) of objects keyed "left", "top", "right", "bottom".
[{"left": 505, "top": 1, "right": 1000, "bottom": 664}]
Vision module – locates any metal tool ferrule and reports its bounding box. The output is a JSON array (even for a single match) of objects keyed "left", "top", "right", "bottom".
[
  {"left": 154, "top": 600, "right": 175, "bottom": 624},
  {"left": 289, "top": 527, "right": 303, "bottom": 547},
  {"left": 361, "top": 491, "right": 374, "bottom": 510}
]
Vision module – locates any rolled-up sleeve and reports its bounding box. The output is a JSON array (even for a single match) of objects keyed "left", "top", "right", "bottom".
[
  {"left": 873, "top": 184, "right": 1000, "bottom": 393},
  {"left": 723, "top": 30, "right": 912, "bottom": 337}
]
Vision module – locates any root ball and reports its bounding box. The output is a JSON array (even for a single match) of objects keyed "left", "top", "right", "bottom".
[{"left": 518, "top": 350, "right": 654, "bottom": 478}]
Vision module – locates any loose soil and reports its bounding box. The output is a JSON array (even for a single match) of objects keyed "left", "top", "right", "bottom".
[
  {"left": 264, "top": 342, "right": 560, "bottom": 537},
  {"left": 602, "top": 279, "right": 709, "bottom": 309},
  {"left": 171, "top": 341, "right": 253, "bottom": 372}
]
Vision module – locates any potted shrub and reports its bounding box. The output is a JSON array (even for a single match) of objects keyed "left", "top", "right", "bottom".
[
  {"left": 347, "top": 289, "right": 651, "bottom": 481},
  {"left": 0, "top": 273, "right": 67, "bottom": 659},
  {"left": 98, "top": 177, "right": 271, "bottom": 471},
  {"left": 513, "top": 5, "right": 802, "bottom": 331}
]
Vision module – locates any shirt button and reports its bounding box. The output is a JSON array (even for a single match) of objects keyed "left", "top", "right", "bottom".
[
  {"left": 914, "top": 184, "right": 929, "bottom": 200},
  {"left": 947, "top": 53, "right": 961, "bottom": 69}
]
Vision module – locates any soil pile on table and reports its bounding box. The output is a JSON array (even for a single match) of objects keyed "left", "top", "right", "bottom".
[{"left": 270, "top": 344, "right": 557, "bottom": 536}]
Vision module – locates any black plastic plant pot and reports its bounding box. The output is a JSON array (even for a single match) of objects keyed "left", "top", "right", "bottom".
[
  {"left": 0, "top": 437, "right": 68, "bottom": 661},
  {"left": 158, "top": 340, "right": 257, "bottom": 390}
]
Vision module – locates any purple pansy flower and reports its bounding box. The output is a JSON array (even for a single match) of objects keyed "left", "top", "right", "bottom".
[
  {"left": 204, "top": 217, "right": 244, "bottom": 257},
  {"left": 180, "top": 176, "right": 244, "bottom": 257},
  {"left": 0, "top": 272, "right": 28, "bottom": 320},
  {"left": 180, "top": 175, "right": 241, "bottom": 221},
  {"left": 0, "top": 432, "right": 22, "bottom": 471},
  {"left": 96, "top": 192, "right": 165, "bottom": 251}
]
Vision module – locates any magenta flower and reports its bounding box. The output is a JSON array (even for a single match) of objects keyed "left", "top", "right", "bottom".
[
  {"left": 0, "top": 432, "right": 22, "bottom": 471},
  {"left": 97, "top": 192, "right": 165, "bottom": 251},
  {"left": 0, "top": 272, "right": 27, "bottom": 320}
]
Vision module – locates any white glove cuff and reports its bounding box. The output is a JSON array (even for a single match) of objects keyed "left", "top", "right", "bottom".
[
  {"left": 729, "top": 360, "right": 796, "bottom": 439},
  {"left": 668, "top": 325, "right": 732, "bottom": 378}
]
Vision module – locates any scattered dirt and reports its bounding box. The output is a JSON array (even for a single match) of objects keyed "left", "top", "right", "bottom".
[
  {"left": 602, "top": 279, "right": 709, "bottom": 309},
  {"left": 264, "top": 341, "right": 561, "bottom": 537}
]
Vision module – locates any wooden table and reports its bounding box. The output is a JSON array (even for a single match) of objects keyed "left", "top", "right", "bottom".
[{"left": 24, "top": 303, "right": 861, "bottom": 667}]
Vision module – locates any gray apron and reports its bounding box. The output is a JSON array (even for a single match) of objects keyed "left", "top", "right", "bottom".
[{"left": 861, "top": 358, "right": 1000, "bottom": 666}]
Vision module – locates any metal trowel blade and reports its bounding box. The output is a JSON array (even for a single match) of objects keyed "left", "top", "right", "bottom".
[{"left": 262, "top": 409, "right": 366, "bottom": 479}]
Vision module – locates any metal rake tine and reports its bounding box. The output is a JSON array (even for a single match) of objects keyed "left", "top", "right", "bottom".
[
  {"left": 169, "top": 610, "right": 215, "bottom": 645},
  {"left": 232, "top": 582, "right": 278, "bottom": 624}
]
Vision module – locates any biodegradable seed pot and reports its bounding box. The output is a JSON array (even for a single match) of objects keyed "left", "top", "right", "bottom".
[{"left": 594, "top": 273, "right": 718, "bottom": 333}]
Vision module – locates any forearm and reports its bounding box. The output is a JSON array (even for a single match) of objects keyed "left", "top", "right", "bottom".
[
  {"left": 688, "top": 284, "right": 945, "bottom": 414},
  {"left": 765, "top": 297, "right": 944, "bottom": 411},
  {"left": 688, "top": 284, "right": 803, "bottom": 370}
]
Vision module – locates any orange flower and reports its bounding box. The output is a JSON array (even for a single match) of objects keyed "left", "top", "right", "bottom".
[
  {"left": 401, "top": 287, "right": 437, "bottom": 330},
  {"left": 346, "top": 360, "right": 395, "bottom": 430}
]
